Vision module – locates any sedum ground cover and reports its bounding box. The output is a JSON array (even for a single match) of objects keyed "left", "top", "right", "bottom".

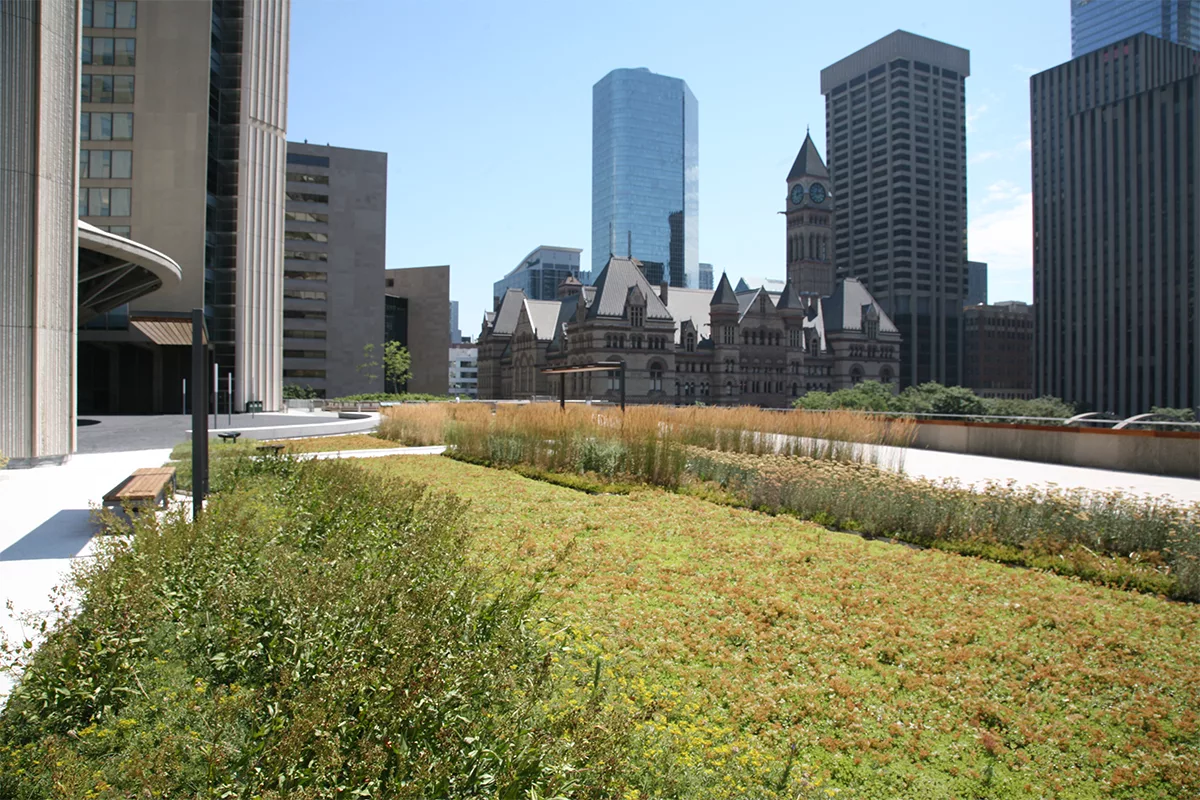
[{"left": 372, "top": 455, "right": 1200, "bottom": 800}]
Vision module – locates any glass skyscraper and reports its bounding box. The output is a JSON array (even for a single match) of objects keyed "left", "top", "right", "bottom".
[
  {"left": 492, "top": 246, "right": 584, "bottom": 307},
  {"left": 592, "top": 68, "right": 698, "bottom": 288},
  {"left": 1072, "top": 0, "right": 1199, "bottom": 57}
]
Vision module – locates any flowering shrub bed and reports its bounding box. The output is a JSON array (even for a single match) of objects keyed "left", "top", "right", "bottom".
[{"left": 372, "top": 455, "right": 1200, "bottom": 799}]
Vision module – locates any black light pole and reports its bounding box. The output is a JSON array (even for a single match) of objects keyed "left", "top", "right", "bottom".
[
  {"left": 560, "top": 372, "right": 566, "bottom": 410},
  {"left": 191, "top": 309, "right": 209, "bottom": 519},
  {"left": 619, "top": 362, "right": 626, "bottom": 412}
]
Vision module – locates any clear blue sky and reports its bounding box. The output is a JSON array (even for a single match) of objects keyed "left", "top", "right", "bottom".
[{"left": 288, "top": 0, "right": 1071, "bottom": 332}]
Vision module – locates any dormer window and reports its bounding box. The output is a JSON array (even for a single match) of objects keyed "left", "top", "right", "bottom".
[
  {"left": 685, "top": 332, "right": 695, "bottom": 352},
  {"left": 759, "top": 296, "right": 768, "bottom": 313},
  {"left": 630, "top": 305, "right": 644, "bottom": 327},
  {"left": 865, "top": 318, "right": 879, "bottom": 340}
]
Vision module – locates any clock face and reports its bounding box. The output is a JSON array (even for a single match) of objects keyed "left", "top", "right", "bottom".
[
  {"left": 790, "top": 183, "right": 805, "bottom": 206},
  {"left": 809, "top": 183, "right": 827, "bottom": 204}
]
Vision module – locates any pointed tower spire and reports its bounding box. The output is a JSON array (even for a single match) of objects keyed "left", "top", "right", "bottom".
[
  {"left": 788, "top": 131, "right": 830, "bottom": 181},
  {"left": 710, "top": 272, "right": 738, "bottom": 306}
]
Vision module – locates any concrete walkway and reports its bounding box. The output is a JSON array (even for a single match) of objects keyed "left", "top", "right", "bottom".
[{"left": 77, "top": 412, "right": 380, "bottom": 454}]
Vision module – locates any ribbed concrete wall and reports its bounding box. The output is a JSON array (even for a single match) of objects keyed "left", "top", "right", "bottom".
[
  {"left": 0, "top": 1, "right": 78, "bottom": 467},
  {"left": 235, "top": 0, "right": 289, "bottom": 411}
]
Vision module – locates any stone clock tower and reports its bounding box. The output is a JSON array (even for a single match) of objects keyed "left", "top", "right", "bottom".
[{"left": 785, "top": 132, "right": 834, "bottom": 298}]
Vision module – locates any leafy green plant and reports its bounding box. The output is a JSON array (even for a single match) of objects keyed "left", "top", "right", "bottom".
[{"left": 0, "top": 458, "right": 639, "bottom": 798}]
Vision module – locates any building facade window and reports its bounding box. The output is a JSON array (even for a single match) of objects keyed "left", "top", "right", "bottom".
[
  {"left": 286, "top": 191, "right": 328, "bottom": 204},
  {"left": 79, "top": 187, "right": 131, "bottom": 217},
  {"left": 287, "top": 172, "right": 330, "bottom": 184},
  {"left": 81, "top": 112, "right": 133, "bottom": 141},
  {"left": 284, "top": 230, "right": 329, "bottom": 243},
  {"left": 284, "top": 329, "right": 327, "bottom": 339},
  {"left": 81, "top": 149, "right": 132, "bottom": 179},
  {"left": 84, "top": 1, "right": 137, "bottom": 28},
  {"left": 284, "top": 250, "right": 328, "bottom": 262},
  {"left": 283, "top": 289, "right": 328, "bottom": 301}
]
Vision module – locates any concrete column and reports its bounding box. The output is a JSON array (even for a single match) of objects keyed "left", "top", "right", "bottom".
[
  {"left": 0, "top": 1, "right": 79, "bottom": 467},
  {"left": 235, "top": 0, "right": 289, "bottom": 412}
]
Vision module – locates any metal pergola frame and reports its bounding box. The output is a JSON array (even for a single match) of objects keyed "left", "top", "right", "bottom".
[{"left": 541, "top": 361, "right": 626, "bottom": 411}]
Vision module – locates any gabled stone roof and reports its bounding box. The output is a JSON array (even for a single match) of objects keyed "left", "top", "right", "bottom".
[
  {"left": 587, "top": 256, "right": 672, "bottom": 320},
  {"left": 665, "top": 287, "right": 713, "bottom": 344},
  {"left": 490, "top": 288, "right": 527, "bottom": 336},
  {"left": 820, "top": 278, "right": 899, "bottom": 334},
  {"left": 523, "top": 299, "right": 563, "bottom": 341},
  {"left": 788, "top": 131, "right": 829, "bottom": 181}
]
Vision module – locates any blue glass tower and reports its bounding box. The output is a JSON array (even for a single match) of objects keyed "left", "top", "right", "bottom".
[
  {"left": 592, "top": 68, "right": 698, "bottom": 288},
  {"left": 1072, "top": 0, "right": 1200, "bottom": 57}
]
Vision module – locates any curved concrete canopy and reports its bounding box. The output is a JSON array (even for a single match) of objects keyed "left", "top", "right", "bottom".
[{"left": 77, "top": 220, "right": 183, "bottom": 323}]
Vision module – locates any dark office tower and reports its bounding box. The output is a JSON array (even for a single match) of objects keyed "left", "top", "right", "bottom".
[
  {"left": 821, "top": 31, "right": 970, "bottom": 388},
  {"left": 592, "top": 68, "right": 698, "bottom": 288},
  {"left": 1031, "top": 34, "right": 1200, "bottom": 416},
  {"left": 1072, "top": 0, "right": 1199, "bottom": 57}
]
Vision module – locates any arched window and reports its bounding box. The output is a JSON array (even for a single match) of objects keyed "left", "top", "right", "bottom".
[
  {"left": 791, "top": 383, "right": 798, "bottom": 396},
  {"left": 850, "top": 365, "right": 865, "bottom": 385},
  {"left": 685, "top": 332, "right": 695, "bottom": 352},
  {"left": 726, "top": 381, "right": 734, "bottom": 396},
  {"left": 649, "top": 361, "right": 664, "bottom": 392},
  {"left": 880, "top": 366, "right": 894, "bottom": 384}
]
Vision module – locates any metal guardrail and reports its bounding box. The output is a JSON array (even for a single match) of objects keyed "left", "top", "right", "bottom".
[{"left": 782, "top": 407, "right": 1200, "bottom": 430}]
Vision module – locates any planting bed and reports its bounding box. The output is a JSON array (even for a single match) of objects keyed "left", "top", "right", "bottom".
[{"left": 373, "top": 455, "right": 1200, "bottom": 799}]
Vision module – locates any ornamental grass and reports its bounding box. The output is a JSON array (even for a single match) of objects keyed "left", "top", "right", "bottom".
[{"left": 688, "top": 449, "right": 1200, "bottom": 600}]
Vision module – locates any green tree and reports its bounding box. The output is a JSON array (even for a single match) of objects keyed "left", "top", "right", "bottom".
[
  {"left": 282, "top": 384, "right": 320, "bottom": 400},
  {"left": 357, "top": 343, "right": 381, "bottom": 386},
  {"left": 793, "top": 380, "right": 897, "bottom": 412},
  {"left": 984, "top": 395, "right": 1075, "bottom": 419},
  {"left": 896, "top": 382, "right": 987, "bottom": 415},
  {"left": 382, "top": 341, "right": 412, "bottom": 394},
  {"left": 1149, "top": 406, "right": 1196, "bottom": 422}
]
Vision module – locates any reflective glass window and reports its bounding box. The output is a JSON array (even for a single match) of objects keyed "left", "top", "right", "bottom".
[
  {"left": 90, "top": 112, "right": 112, "bottom": 140},
  {"left": 80, "top": 150, "right": 90, "bottom": 176},
  {"left": 92, "top": 37, "right": 114, "bottom": 64},
  {"left": 113, "top": 76, "right": 134, "bottom": 103},
  {"left": 82, "top": 1, "right": 93, "bottom": 26},
  {"left": 82, "top": 36, "right": 92, "bottom": 64},
  {"left": 92, "top": 1, "right": 116, "bottom": 27},
  {"left": 111, "top": 188, "right": 131, "bottom": 216},
  {"left": 108, "top": 225, "right": 131, "bottom": 237},
  {"left": 88, "top": 75, "right": 113, "bottom": 103},
  {"left": 112, "top": 113, "right": 133, "bottom": 140},
  {"left": 81, "top": 112, "right": 90, "bottom": 141},
  {"left": 114, "top": 38, "right": 135, "bottom": 66},
  {"left": 87, "top": 187, "right": 110, "bottom": 216},
  {"left": 111, "top": 150, "right": 132, "bottom": 178},
  {"left": 89, "top": 149, "right": 111, "bottom": 178},
  {"left": 115, "top": 1, "right": 136, "bottom": 28}
]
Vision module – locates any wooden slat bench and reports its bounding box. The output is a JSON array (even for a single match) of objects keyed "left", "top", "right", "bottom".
[{"left": 102, "top": 466, "right": 177, "bottom": 515}]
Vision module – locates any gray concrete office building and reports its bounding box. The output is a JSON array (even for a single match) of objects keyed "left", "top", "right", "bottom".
[
  {"left": 77, "top": 0, "right": 289, "bottom": 414},
  {"left": 282, "top": 142, "right": 387, "bottom": 398},
  {"left": 1031, "top": 34, "right": 1200, "bottom": 415},
  {"left": 821, "top": 30, "right": 970, "bottom": 388},
  {"left": 385, "top": 266, "right": 450, "bottom": 395}
]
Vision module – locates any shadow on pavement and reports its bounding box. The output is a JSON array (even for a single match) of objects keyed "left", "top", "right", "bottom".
[{"left": 0, "top": 509, "right": 97, "bottom": 561}]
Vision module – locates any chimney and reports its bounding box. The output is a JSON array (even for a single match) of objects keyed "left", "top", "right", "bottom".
[
  {"left": 627, "top": 230, "right": 632, "bottom": 258},
  {"left": 659, "top": 281, "right": 669, "bottom": 306}
]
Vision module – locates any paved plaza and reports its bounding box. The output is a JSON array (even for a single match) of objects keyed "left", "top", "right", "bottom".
[{"left": 77, "top": 411, "right": 379, "bottom": 453}]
